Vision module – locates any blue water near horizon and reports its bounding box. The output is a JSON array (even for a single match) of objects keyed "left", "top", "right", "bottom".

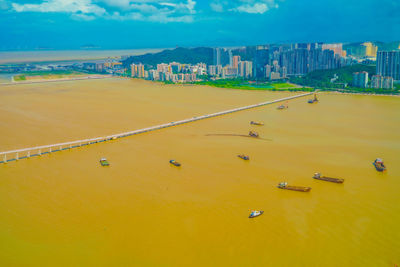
[
  {"left": 0, "top": 73, "right": 14, "bottom": 82},
  {"left": 0, "top": 48, "right": 165, "bottom": 65}
]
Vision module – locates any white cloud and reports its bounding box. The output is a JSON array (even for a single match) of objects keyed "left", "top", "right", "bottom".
[
  {"left": 212, "top": 0, "right": 279, "bottom": 14},
  {"left": 11, "top": 0, "right": 196, "bottom": 22},
  {"left": 234, "top": 3, "right": 268, "bottom": 14},
  {"left": 210, "top": 2, "right": 223, "bottom": 12},
  {"left": 12, "top": 0, "right": 107, "bottom": 16}
]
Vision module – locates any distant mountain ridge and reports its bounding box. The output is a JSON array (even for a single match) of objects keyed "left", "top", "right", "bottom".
[{"left": 122, "top": 47, "right": 214, "bottom": 68}]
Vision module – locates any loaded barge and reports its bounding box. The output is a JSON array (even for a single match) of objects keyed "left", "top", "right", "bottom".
[
  {"left": 238, "top": 154, "right": 250, "bottom": 160},
  {"left": 249, "top": 131, "right": 259, "bottom": 138},
  {"left": 277, "top": 182, "right": 311, "bottom": 192},
  {"left": 308, "top": 94, "right": 318, "bottom": 104},
  {"left": 169, "top": 160, "right": 181, "bottom": 167},
  {"left": 373, "top": 158, "right": 386, "bottom": 172},
  {"left": 313, "top": 173, "right": 344, "bottom": 183},
  {"left": 250, "top": 121, "right": 264, "bottom": 126}
]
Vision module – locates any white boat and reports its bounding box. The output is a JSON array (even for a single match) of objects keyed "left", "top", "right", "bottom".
[{"left": 249, "top": 210, "right": 264, "bottom": 218}]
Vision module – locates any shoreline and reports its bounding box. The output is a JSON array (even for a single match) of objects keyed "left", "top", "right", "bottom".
[
  {"left": 320, "top": 90, "right": 400, "bottom": 97},
  {"left": 0, "top": 74, "right": 116, "bottom": 86}
]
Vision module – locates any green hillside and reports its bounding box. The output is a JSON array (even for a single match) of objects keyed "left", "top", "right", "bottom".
[
  {"left": 290, "top": 64, "right": 399, "bottom": 94},
  {"left": 290, "top": 64, "right": 376, "bottom": 87},
  {"left": 122, "top": 47, "right": 213, "bottom": 68}
]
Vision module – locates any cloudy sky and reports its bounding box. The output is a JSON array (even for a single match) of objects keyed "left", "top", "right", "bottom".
[{"left": 0, "top": 0, "right": 399, "bottom": 50}]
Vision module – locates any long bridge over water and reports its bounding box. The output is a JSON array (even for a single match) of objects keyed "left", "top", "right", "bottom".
[{"left": 0, "top": 92, "right": 314, "bottom": 164}]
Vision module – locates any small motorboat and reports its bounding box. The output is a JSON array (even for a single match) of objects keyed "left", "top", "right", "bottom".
[
  {"left": 238, "top": 154, "right": 250, "bottom": 160},
  {"left": 313, "top": 172, "right": 344, "bottom": 183},
  {"left": 99, "top": 158, "right": 110, "bottom": 166},
  {"left": 169, "top": 159, "right": 181, "bottom": 167},
  {"left": 277, "top": 182, "right": 311, "bottom": 192},
  {"left": 249, "top": 131, "right": 259, "bottom": 138},
  {"left": 308, "top": 94, "right": 318, "bottom": 104},
  {"left": 249, "top": 210, "right": 264, "bottom": 218},
  {"left": 250, "top": 121, "right": 264, "bottom": 126},
  {"left": 277, "top": 101, "right": 289, "bottom": 110},
  {"left": 373, "top": 158, "right": 386, "bottom": 172}
]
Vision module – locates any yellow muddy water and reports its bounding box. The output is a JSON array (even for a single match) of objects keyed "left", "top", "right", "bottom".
[{"left": 0, "top": 79, "right": 399, "bottom": 266}]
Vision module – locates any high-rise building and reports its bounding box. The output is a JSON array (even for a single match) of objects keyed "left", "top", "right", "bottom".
[
  {"left": 238, "top": 61, "right": 252, "bottom": 78},
  {"left": 322, "top": 43, "right": 346, "bottom": 57},
  {"left": 353, "top": 72, "right": 369, "bottom": 88},
  {"left": 382, "top": 76, "right": 394, "bottom": 89},
  {"left": 371, "top": 75, "right": 382, "bottom": 88},
  {"left": 213, "top": 48, "right": 221, "bottom": 66},
  {"left": 232, "top": 56, "right": 240, "bottom": 69},
  {"left": 377, "top": 51, "right": 400, "bottom": 80},
  {"left": 253, "top": 47, "right": 269, "bottom": 78},
  {"left": 362, "top": 42, "right": 378, "bottom": 57},
  {"left": 228, "top": 49, "right": 233, "bottom": 67},
  {"left": 265, "top": 64, "right": 271, "bottom": 79},
  {"left": 208, "top": 65, "right": 217, "bottom": 76},
  {"left": 131, "top": 63, "right": 145, "bottom": 78},
  {"left": 371, "top": 75, "right": 394, "bottom": 89}
]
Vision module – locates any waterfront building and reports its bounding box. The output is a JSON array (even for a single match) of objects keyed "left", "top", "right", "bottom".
[
  {"left": 371, "top": 75, "right": 382, "bottom": 88},
  {"left": 382, "top": 76, "right": 394, "bottom": 89},
  {"left": 131, "top": 63, "right": 145, "bottom": 78},
  {"left": 353, "top": 71, "right": 369, "bottom": 88},
  {"left": 377, "top": 51, "right": 400, "bottom": 80},
  {"left": 371, "top": 75, "right": 394, "bottom": 89}
]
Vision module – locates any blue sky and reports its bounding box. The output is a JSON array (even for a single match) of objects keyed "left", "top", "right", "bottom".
[{"left": 0, "top": 0, "right": 399, "bottom": 50}]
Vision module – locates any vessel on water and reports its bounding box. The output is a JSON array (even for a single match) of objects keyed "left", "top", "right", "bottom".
[
  {"left": 277, "top": 101, "right": 289, "bottom": 110},
  {"left": 238, "top": 154, "right": 250, "bottom": 160},
  {"left": 249, "top": 131, "right": 259, "bottom": 138},
  {"left": 249, "top": 210, "right": 264, "bottom": 218},
  {"left": 373, "top": 158, "right": 386, "bottom": 172},
  {"left": 308, "top": 94, "right": 318, "bottom": 104},
  {"left": 277, "top": 182, "right": 311, "bottom": 192},
  {"left": 99, "top": 158, "right": 110, "bottom": 166},
  {"left": 169, "top": 159, "right": 181, "bottom": 167},
  {"left": 313, "top": 173, "right": 344, "bottom": 183},
  {"left": 250, "top": 121, "right": 264, "bottom": 126}
]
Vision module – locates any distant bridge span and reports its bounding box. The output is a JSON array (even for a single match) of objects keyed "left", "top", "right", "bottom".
[{"left": 0, "top": 92, "right": 314, "bottom": 164}]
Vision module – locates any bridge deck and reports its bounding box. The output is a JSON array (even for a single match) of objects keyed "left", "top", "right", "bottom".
[{"left": 0, "top": 92, "right": 313, "bottom": 164}]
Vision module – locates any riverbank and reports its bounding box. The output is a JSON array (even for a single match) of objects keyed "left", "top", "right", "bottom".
[
  {"left": 194, "top": 79, "right": 312, "bottom": 91},
  {"left": 0, "top": 74, "right": 115, "bottom": 86}
]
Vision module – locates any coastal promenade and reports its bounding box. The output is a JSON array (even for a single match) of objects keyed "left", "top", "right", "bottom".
[
  {"left": 0, "top": 74, "right": 115, "bottom": 86},
  {"left": 0, "top": 92, "right": 313, "bottom": 164}
]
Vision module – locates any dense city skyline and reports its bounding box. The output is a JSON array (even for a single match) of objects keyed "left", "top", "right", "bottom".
[{"left": 0, "top": 0, "right": 399, "bottom": 50}]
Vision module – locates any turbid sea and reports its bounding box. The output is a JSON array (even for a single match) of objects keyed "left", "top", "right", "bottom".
[{"left": 0, "top": 78, "right": 399, "bottom": 266}]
